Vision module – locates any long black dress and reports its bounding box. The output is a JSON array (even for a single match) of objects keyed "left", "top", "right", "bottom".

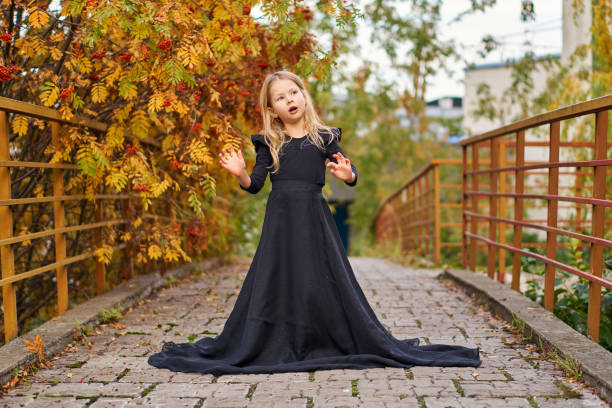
[{"left": 147, "top": 127, "right": 481, "bottom": 376}]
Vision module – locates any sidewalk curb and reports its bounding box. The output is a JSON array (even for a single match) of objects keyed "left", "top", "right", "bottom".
[
  {"left": 443, "top": 268, "right": 612, "bottom": 404},
  {"left": 0, "top": 258, "right": 222, "bottom": 386}
]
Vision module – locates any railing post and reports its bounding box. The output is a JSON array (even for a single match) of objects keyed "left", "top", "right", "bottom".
[
  {"left": 52, "top": 122, "right": 68, "bottom": 315},
  {"left": 511, "top": 130, "right": 525, "bottom": 292},
  {"left": 462, "top": 147, "right": 468, "bottom": 268},
  {"left": 417, "top": 176, "right": 424, "bottom": 257},
  {"left": 95, "top": 200, "right": 105, "bottom": 295},
  {"left": 498, "top": 141, "right": 507, "bottom": 283},
  {"left": 588, "top": 110, "right": 607, "bottom": 342},
  {"left": 469, "top": 144, "right": 479, "bottom": 271},
  {"left": 544, "top": 121, "right": 560, "bottom": 312},
  {"left": 425, "top": 168, "right": 431, "bottom": 260},
  {"left": 488, "top": 139, "right": 499, "bottom": 279},
  {"left": 0, "top": 111, "right": 18, "bottom": 343},
  {"left": 433, "top": 164, "right": 441, "bottom": 264}
]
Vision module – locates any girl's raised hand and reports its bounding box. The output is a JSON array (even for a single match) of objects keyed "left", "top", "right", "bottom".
[
  {"left": 326, "top": 152, "right": 355, "bottom": 183},
  {"left": 218, "top": 146, "right": 246, "bottom": 177}
]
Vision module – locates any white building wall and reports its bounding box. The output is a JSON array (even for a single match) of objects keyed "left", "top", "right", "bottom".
[{"left": 463, "top": 64, "right": 553, "bottom": 136}]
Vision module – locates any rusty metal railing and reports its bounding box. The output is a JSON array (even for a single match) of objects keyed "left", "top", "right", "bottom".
[
  {"left": 373, "top": 159, "right": 464, "bottom": 264},
  {"left": 461, "top": 94, "right": 612, "bottom": 343},
  {"left": 0, "top": 97, "right": 139, "bottom": 344}
]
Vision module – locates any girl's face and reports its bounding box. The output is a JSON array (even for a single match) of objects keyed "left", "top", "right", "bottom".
[{"left": 268, "top": 78, "right": 307, "bottom": 127}]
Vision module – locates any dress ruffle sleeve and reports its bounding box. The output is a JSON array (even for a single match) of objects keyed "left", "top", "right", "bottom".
[
  {"left": 239, "top": 134, "right": 272, "bottom": 194},
  {"left": 324, "top": 127, "right": 358, "bottom": 187}
]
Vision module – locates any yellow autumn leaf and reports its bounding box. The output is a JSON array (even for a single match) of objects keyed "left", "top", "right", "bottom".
[
  {"left": 95, "top": 244, "right": 114, "bottom": 265},
  {"left": 28, "top": 9, "right": 50, "bottom": 29},
  {"left": 24, "top": 334, "right": 45, "bottom": 358},
  {"left": 150, "top": 179, "right": 171, "bottom": 197},
  {"left": 209, "top": 89, "right": 221, "bottom": 108},
  {"left": 50, "top": 47, "right": 63, "bottom": 61},
  {"left": 177, "top": 44, "right": 200, "bottom": 70},
  {"left": 173, "top": 100, "right": 189, "bottom": 116},
  {"left": 12, "top": 115, "right": 28, "bottom": 137},
  {"left": 59, "top": 104, "right": 73, "bottom": 121},
  {"left": 148, "top": 92, "right": 165, "bottom": 113},
  {"left": 119, "top": 79, "right": 138, "bottom": 100},
  {"left": 40, "top": 82, "right": 59, "bottom": 107},
  {"left": 148, "top": 244, "right": 162, "bottom": 260},
  {"left": 164, "top": 248, "right": 179, "bottom": 262},
  {"left": 18, "top": 226, "right": 31, "bottom": 247},
  {"left": 133, "top": 217, "right": 143, "bottom": 228},
  {"left": 75, "top": 56, "right": 93, "bottom": 74},
  {"left": 106, "top": 124, "right": 125, "bottom": 148},
  {"left": 91, "top": 83, "right": 108, "bottom": 103}
]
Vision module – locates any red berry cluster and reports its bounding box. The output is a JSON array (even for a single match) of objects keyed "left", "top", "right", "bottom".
[
  {"left": 125, "top": 144, "right": 138, "bottom": 157},
  {"left": 0, "top": 33, "right": 12, "bottom": 42},
  {"left": 59, "top": 86, "right": 74, "bottom": 99},
  {"left": 194, "top": 90, "right": 201, "bottom": 101},
  {"left": 257, "top": 62, "right": 269, "bottom": 68},
  {"left": 143, "top": 45, "right": 152, "bottom": 61},
  {"left": 157, "top": 39, "right": 172, "bottom": 51},
  {"left": 192, "top": 123, "right": 202, "bottom": 131},
  {"left": 171, "top": 160, "right": 182, "bottom": 169},
  {"left": 302, "top": 7, "right": 313, "bottom": 20},
  {"left": 231, "top": 34, "right": 242, "bottom": 42},
  {"left": 243, "top": 5, "right": 251, "bottom": 15},
  {"left": 133, "top": 184, "right": 149, "bottom": 192},
  {"left": 119, "top": 53, "right": 132, "bottom": 62},
  {"left": 91, "top": 50, "right": 106, "bottom": 59},
  {"left": 89, "top": 73, "right": 100, "bottom": 81},
  {"left": 0, "top": 65, "right": 19, "bottom": 82},
  {"left": 205, "top": 60, "right": 216, "bottom": 67}
]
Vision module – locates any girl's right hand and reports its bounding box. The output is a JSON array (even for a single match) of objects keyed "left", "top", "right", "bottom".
[{"left": 218, "top": 146, "right": 246, "bottom": 177}]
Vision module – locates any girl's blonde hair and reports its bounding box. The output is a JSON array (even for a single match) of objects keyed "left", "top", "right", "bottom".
[{"left": 258, "top": 70, "right": 335, "bottom": 173}]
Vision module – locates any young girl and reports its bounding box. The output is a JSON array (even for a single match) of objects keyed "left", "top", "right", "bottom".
[{"left": 147, "top": 70, "right": 481, "bottom": 376}]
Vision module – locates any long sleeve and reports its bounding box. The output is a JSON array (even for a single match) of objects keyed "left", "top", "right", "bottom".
[
  {"left": 325, "top": 127, "right": 358, "bottom": 187},
  {"left": 239, "top": 134, "right": 272, "bottom": 194}
]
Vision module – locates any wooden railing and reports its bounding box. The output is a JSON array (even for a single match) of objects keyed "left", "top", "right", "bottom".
[
  {"left": 0, "top": 97, "right": 138, "bottom": 344},
  {"left": 373, "top": 159, "right": 464, "bottom": 264},
  {"left": 460, "top": 94, "right": 612, "bottom": 343}
]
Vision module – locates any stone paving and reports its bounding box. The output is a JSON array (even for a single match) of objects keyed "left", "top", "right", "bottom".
[{"left": 0, "top": 257, "right": 609, "bottom": 407}]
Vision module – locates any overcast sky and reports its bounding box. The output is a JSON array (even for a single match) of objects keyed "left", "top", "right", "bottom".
[{"left": 334, "top": 0, "right": 563, "bottom": 101}]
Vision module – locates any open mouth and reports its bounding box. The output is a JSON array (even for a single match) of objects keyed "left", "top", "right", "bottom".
[{"left": 289, "top": 106, "right": 298, "bottom": 114}]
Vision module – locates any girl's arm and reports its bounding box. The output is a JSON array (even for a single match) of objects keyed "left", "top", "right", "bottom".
[
  {"left": 239, "top": 134, "right": 272, "bottom": 194},
  {"left": 326, "top": 128, "right": 358, "bottom": 187}
]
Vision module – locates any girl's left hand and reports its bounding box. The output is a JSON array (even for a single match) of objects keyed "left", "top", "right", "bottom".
[{"left": 326, "top": 152, "right": 355, "bottom": 183}]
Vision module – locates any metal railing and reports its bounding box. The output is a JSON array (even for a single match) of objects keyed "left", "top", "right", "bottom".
[
  {"left": 373, "top": 159, "right": 464, "bottom": 264},
  {"left": 0, "top": 97, "right": 138, "bottom": 344},
  {"left": 460, "top": 94, "right": 612, "bottom": 343}
]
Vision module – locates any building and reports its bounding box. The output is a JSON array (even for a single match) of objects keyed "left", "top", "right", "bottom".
[{"left": 462, "top": 0, "right": 592, "bottom": 136}]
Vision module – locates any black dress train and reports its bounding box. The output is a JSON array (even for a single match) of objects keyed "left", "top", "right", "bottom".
[{"left": 147, "top": 128, "right": 481, "bottom": 376}]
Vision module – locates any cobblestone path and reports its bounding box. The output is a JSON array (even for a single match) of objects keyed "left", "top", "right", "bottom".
[{"left": 1, "top": 258, "right": 608, "bottom": 407}]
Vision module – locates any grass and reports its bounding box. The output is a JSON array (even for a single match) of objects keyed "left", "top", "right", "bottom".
[
  {"left": 97, "top": 306, "right": 122, "bottom": 324},
  {"left": 351, "top": 379, "right": 359, "bottom": 397},
  {"left": 452, "top": 379, "right": 465, "bottom": 397}
]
